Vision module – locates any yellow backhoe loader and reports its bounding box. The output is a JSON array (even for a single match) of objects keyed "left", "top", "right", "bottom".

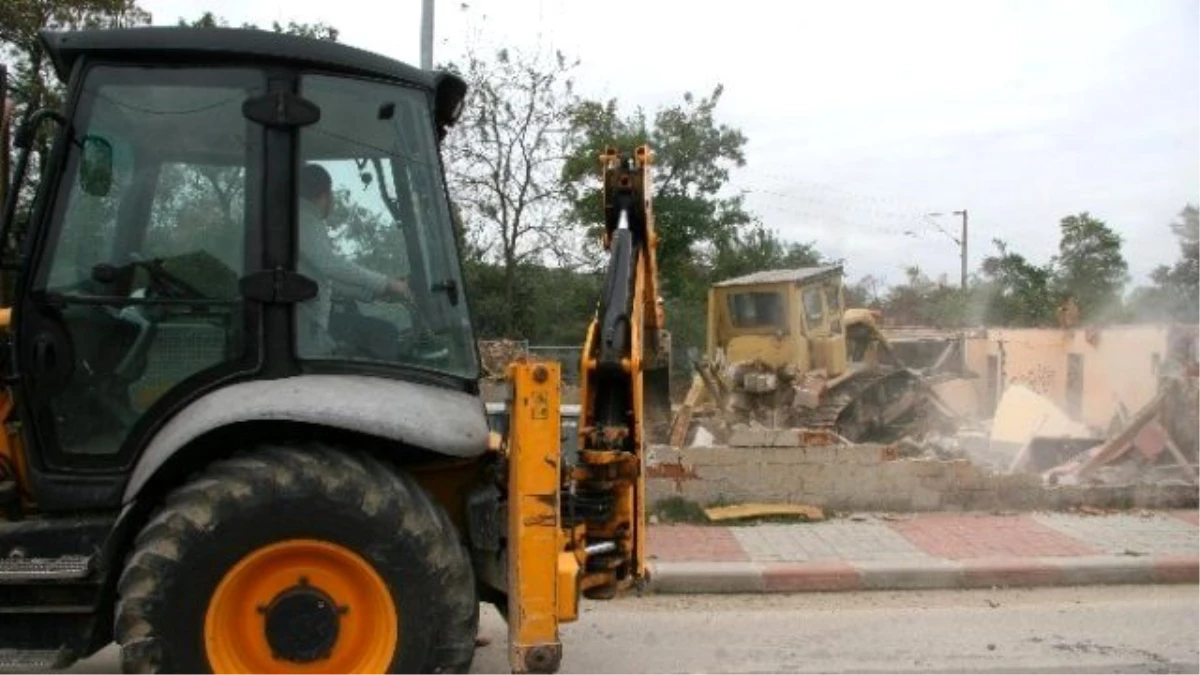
[{"left": 0, "top": 27, "right": 662, "bottom": 674}]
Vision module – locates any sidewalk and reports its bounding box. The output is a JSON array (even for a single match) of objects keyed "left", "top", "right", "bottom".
[{"left": 645, "top": 509, "right": 1199, "bottom": 593}]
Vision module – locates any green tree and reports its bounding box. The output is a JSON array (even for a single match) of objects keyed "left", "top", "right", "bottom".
[
  {"left": 138, "top": 14, "right": 341, "bottom": 264},
  {"left": 1, "top": 0, "right": 151, "bottom": 298},
  {"left": 441, "top": 46, "right": 581, "bottom": 338},
  {"left": 0, "top": 0, "right": 150, "bottom": 257},
  {"left": 977, "top": 238, "right": 1055, "bottom": 326},
  {"left": 1133, "top": 204, "right": 1199, "bottom": 322},
  {"left": 709, "top": 224, "right": 823, "bottom": 282},
  {"left": 462, "top": 259, "right": 602, "bottom": 344},
  {"left": 844, "top": 274, "right": 884, "bottom": 309},
  {"left": 179, "top": 11, "right": 338, "bottom": 40},
  {"left": 561, "top": 85, "right": 750, "bottom": 299},
  {"left": 560, "top": 85, "right": 751, "bottom": 371},
  {"left": 1051, "top": 212, "right": 1129, "bottom": 321},
  {"left": 876, "top": 266, "right": 968, "bottom": 328},
  {"left": 1, "top": 1, "right": 150, "bottom": 115}
]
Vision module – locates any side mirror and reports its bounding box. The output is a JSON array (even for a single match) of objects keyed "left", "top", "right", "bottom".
[
  {"left": 79, "top": 135, "right": 113, "bottom": 196},
  {"left": 433, "top": 72, "right": 468, "bottom": 142}
]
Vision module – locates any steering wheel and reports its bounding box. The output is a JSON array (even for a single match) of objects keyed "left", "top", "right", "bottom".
[
  {"left": 356, "top": 292, "right": 450, "bottom": 365},
  {"left": 130, "top": 256, "right": 209, "bottom": 301},
  {"left": 101, "top": 255, "right": 208, "bottom": 382}
]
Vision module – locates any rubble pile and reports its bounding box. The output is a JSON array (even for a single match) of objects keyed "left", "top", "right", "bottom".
[
  {"left": 478, "top": 340, "right": 528, "bottom": 380},
  {"left": 1042, "top": 369, "right": 1199, "bottom": 488},
  {"left": 671, "top": 323, "right": 1199, "bottom": 504},
  {"left": 896, "top": 429, "right": 987, "bottom": 462},
  {"left": 979, "top": 336, "right": 1199, "bottom": 488}
]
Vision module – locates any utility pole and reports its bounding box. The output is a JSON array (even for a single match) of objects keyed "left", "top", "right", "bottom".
[
  {"left": 922, "top": 209, "right": 969, "bottom": 290},
  {"left": 955, "top": 209, "right": 968, "bottom": 291},
  {"left": 420, "top": 0, "right": 434, "bottom": 70}
]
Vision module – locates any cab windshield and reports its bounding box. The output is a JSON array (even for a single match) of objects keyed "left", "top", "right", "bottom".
[
  {"left": 37, "top": 65, "right": 479, "bottom": 394},
  {"left": 297, "top": 73, "right": 477, "bottom": 380},
  {"left": 727, "top": 290, "right": 787, "bottom": 329}
]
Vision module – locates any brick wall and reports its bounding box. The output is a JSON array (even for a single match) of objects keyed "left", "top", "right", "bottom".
[{"left": 647, "top": 444, "right": 1198, "bottom": 513}]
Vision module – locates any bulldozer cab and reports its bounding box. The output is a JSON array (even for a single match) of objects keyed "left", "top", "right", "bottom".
[
  {"left": 707, "top": 265, "right": 848, "bottom": 377},
  {"left": 0, "top": 28, "right": 478, "bottom": 508}
]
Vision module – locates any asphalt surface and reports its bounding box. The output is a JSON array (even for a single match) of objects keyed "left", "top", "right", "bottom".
[{"left": 64, "top": 584, "right": 1198, "bottom": 674}]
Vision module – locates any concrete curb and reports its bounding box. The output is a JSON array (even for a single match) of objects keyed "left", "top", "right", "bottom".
[{"left": 646, "top": 556, "right": 1200, "bottom": 594}]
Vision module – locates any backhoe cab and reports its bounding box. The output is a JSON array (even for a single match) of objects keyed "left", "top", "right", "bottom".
[{"left": 0, "top": 28, "right": 654, "bottom": 674}]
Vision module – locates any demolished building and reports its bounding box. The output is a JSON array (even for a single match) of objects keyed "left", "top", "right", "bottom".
[{"left": 655, "top": 322, "right": 1198, "bottom": 513}]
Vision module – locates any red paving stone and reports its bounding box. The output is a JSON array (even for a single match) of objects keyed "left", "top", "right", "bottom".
[
  {"left": 762, "top": 562, "right": 861, "bottom": 592},
  {"left": 1153, "top": 556, "right": 1200, "bottom": 584},
  {"left": 647, "top": 525, "right": 749, "bottom": 562},
  {"left": 889, "top": 514, "right": 1099, "bottom": 559},
  {"left": 1170, "top": 510, "right": 1199, "bottom": 527}
]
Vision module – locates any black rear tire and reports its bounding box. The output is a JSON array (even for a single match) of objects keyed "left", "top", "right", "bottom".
[{"left": 114, "top": 443, "right": 478, "bottom": 673}]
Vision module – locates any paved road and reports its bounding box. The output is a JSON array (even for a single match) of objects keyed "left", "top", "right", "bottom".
[{"left": 69, "top": 585, "right": 1198, "bottom": 673}]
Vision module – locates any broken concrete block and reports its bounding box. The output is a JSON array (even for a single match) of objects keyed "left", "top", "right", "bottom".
[
  {"left": 691, "top": 426, "right": 716, "bottom": 448},
  {"left": 728, "top": 426, "right": 799, "bottom": 448},
  {"left": 743, "top": 371, "right": 778, "bottom": 394},
  {"left": 1133, "top": 421, "right": 1168, "bottom": 460},
  {"left": 933, "top": 378, "right": 980, "bottom": 419},
  {"left": 792, "top": 386, "right": 822, "bottom": 410}
]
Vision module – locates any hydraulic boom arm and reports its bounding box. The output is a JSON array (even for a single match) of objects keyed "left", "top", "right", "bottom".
[
  {"left": 574, "top": 145, "right": 665, "bottom": 595},
  {"left": 503, "top": 146, "right": 666, "bottom": 674}
]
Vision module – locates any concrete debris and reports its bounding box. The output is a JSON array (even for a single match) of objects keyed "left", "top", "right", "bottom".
[
  {"left": 1010, "top": 436, "right": 1105, "bottom": 474},
  {"left": 895, "top": 430, "right": 983, "bottom": 462},
  {"left": 742, "top": 370, "right": 778, "bottom": 394},
  {"left": 478, "top": 340, "right": 528, "bottom": 380},
  {"left": 931, "top": 377, "right": 980, "bottom": 419},
  {"left": 1042, "top": 363, "right": 1198, "bottom": 488},
  {"left": 727, "top": 423, "right": 798, "bottom": 448},
  {"left": 663, "top": 323, "right": 1198, "bottom": 510},
  {"left": 1132, "top": 421, "right": 1170, "bottom": 461},
  {"left": 691, "top": 426, "right": 715, "bottom": 448},
  {"left": 704, "top": 503, "right": 825, "bottom": 522},
  {"left": 989, "top": 385, "right": 1096, "bottom": 465}
]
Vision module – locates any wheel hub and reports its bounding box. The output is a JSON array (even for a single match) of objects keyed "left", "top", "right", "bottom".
[
  {"left": 261, "top": 581, "right": 343, "bottom": 663},
  {"left": 205, "top": 538, "right": 397, "bottom": 673}
]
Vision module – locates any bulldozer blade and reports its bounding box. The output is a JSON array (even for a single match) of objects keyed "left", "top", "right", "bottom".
[{"left": 643, "top": 365, "right": 672, "bottom": 444}]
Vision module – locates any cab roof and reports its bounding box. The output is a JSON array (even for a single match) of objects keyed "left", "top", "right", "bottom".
[
  {"left": 713, "top": 264, "right": 843, "bottom": 288},
  {"left": 41, "top": 27, "right": 438, "bottom": 88}
]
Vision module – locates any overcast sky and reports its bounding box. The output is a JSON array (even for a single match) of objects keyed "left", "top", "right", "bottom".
[{"left": 141, "top": 0, "right": 1199, "bottom": 288}]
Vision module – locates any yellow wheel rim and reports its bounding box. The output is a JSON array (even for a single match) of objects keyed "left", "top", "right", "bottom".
[{"left": 204, "top": 539, "right": 398, "bottom": 674}]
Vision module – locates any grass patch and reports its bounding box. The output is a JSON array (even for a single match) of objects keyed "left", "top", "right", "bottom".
[{"left": 651, "top": 496, "right": 709, "bottom": 524}]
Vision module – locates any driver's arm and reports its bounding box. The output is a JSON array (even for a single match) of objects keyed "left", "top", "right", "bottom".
[
  {"left": 298, "top": 207, "right": 390, "bottom": 298},
  {"left": 332, "top": 279, "right": 383, "bottom": 302}
]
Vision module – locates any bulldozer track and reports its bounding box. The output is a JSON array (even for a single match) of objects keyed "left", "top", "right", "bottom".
[{"left": 791, "top": 369, "right": 916, "bottom": 442}]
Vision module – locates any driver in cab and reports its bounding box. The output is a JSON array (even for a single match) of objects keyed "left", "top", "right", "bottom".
[{"left": 296, "top": 163, "right": 411, "bottom": 356}]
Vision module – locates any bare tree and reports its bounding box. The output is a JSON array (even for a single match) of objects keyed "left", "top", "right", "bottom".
[{"left": 442, "top": 46, "right": 582, "bottom": 336}]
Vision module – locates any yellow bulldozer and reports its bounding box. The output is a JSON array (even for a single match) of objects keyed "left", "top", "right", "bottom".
[
  {"left": 0, "top": 27, "right": 665, "bottom": 674},
  {"left": 669, "top": 264, "right": 954, "bottom": 447}
]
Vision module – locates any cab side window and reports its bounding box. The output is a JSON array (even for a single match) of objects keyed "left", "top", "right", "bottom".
[{"left": 802, "top": 287, "right": 825, "bottom": 328}]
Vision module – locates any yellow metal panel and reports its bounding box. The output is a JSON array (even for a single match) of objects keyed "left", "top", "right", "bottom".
[
  {"left": 630, "top": 257, "right": 647, "bottom": 582},
  {"left": 506, "top": 360, "right": 566, "bottom": 674},
  {"left": 809, "top": 335, "right": 848, "bottom": 376},
  {"left": 726, "top": 334, "right": 794, "bottom": 367},
  {"left": 406, "top": 459, "right": 482, "bottom": 532},
  {"left": 827, "top": 335, "right": 847, "bottom": 375},
  {"left": 0, "top": 388, "right": 30, "bottom": 512},
  {"left": 555, "top": 551, "right": 580, "bottom": 622}
]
